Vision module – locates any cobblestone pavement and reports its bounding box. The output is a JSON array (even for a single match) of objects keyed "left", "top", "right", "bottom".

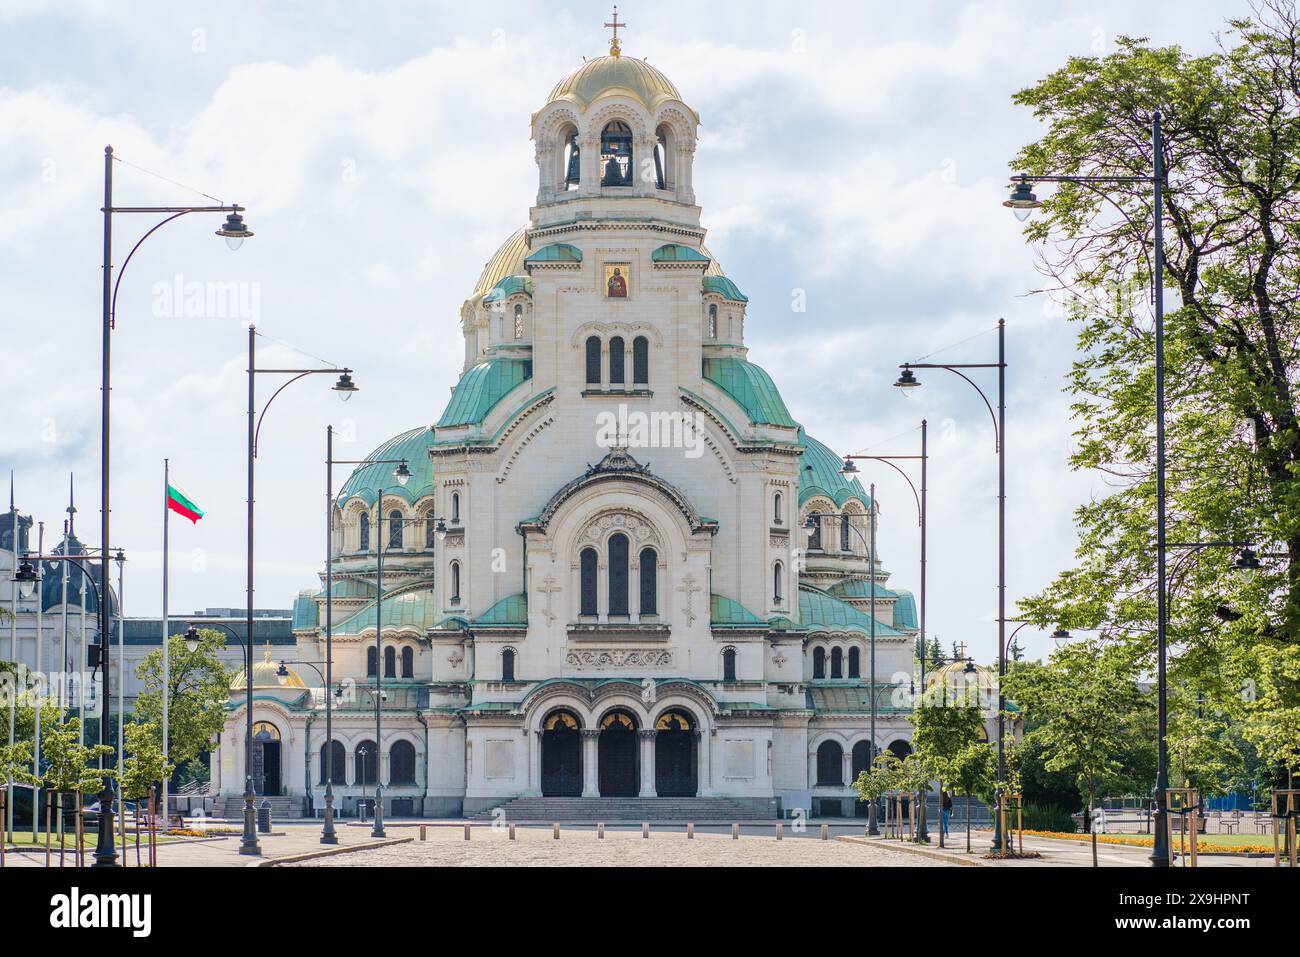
[{"left": 284, "top": 825, "right": 957, "bottom": 867}]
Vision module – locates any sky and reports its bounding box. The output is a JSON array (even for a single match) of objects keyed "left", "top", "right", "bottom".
[{"left": 0, "top": 0, "right": 1250, "bottom": 664}]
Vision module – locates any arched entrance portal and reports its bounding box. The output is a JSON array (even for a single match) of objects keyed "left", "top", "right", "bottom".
[
  {"left": 598, "top": 710, "right": 638, "bottom": 796},
  {"left": 251, "top": 722, "right": 282, "bottom": 797},
  {"left": 541, "top": 710, "right": 582, "bottom": 796},
  {"left": 655, "top": 710, "right": 697, "bottom": 797}
]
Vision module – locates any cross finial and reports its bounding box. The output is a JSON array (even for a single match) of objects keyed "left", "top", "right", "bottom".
[{"left": 604, "top": 5, "right": 626, "bottom": 58}]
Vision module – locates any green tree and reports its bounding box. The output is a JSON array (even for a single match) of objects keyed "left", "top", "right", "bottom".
[
  {"left": 911, "top": 689, "right": 985, "bottom": 845},
  {"left": 134, "top": 629, "right": 232, "bottom": 769},
  {"left": 851, "top": 750, "right": 901, "bottom": 829},
  {"left": 1004, "top": 641, "right": 1149, "bottom": 866},
  {"left": 120, "top": 722, "right": 174, "bottom": 806},
  {"left": 949, "top": 741, "right": 996, "bottom": 853}
]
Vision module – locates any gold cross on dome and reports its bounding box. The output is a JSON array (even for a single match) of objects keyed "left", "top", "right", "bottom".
[{"left": 604, "top": 5, "right": 626, "bottom": 58}]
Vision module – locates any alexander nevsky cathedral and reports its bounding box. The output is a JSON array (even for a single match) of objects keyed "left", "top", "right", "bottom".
[{"left": 213, "top": 23, "right": 920, "bottom": 821}]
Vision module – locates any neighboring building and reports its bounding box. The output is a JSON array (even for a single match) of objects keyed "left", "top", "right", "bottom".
[{"left": 214, "top": 24, "right": 919, "bottom": 820}]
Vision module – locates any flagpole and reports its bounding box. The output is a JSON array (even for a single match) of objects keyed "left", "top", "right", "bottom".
[
  {"left": 162, "top": 458, "right": 170, "bottom": 824},
  {"left": 33, "top": 521, "right": 43, "bottom": 841},
  {"left": 7, "top": 475, "right": 15, "bottom": 835},
  {"left": 61, "top": 519, "right": 69, "bottom": 720},
  {"left": 79, "top": 573, "right": 86, "bottom": 747}
]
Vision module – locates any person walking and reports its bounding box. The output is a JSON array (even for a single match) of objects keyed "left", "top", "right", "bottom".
[{"left": 942, "top": 790, "right": 952, "bottom": 836}]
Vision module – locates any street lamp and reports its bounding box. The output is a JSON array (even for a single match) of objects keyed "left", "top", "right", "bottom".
[
  {"left": 839, "top": 420, "right": 929, "bottom": 838},
  {"left": 13, "top": 559, "right": 37, "bottom": 600},
  {"left": 97, "top": 145, "right": 252, "bottom": 866},
  {"left": 1006, "top": 112, "right": 1168, "bottom": 865},
  {"left": 244, "top": 326, "right": 356, "bottom": 856},
  {"left": 893, "top": 319, "right": 1007, "bottom": 851}
]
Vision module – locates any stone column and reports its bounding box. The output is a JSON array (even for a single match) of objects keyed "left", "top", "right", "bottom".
[
  {"left": 581, "top": 730, "right": 600, "bottom": 797},
  {"left": 638, "top": 729, "right": 657, "bottom": 797},
  {"left": 697, "top": 730, "right": 709, "bottom": 796}
]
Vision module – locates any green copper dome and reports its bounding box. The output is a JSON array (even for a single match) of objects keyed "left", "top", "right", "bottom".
[
  {"left": 436, "top": 358, "right": 533, "bottom": 430},
  {"left": 337, "top": 427, "right": 435, "bottom": 507},
  {"left": 799, "top": 584, "right": 903, "bottom": 637},
  {"left": 798, "top": 429, "right": 869, "bottom": 506},
  {"left": 702, "top": 357, "right": 797, "bottom": 428}
]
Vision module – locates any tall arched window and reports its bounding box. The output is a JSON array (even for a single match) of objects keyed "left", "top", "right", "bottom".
[
  {"left": 513, "top": 304, "right": 524, "bottom": 339},
  {"left": 366, "top": 646, "right": 377, "bottom": 677},
  {"left": 831, "top": 647, "right": 843, "bottom": 679},
  {"left": 449, "top": 561, "right": 461, "bottom": 603},
  {"left": 840, "top": 514, "right": 851, "bottom": 552},
  {"left": 609, "top": 335, "right": 625, "bottom": 386},
  {"left": 632, "top": 336, "right": 649, "bottom": 386},
  {"left": 425, "top": 511, "right": 437, "bottom": 548},
  {"left": 585, "top": 335, "right": 602, "bottom": 385},
  {"left": 708, "top": 304, "right": 718, "bottom": 340},
  {"left": 390, "top": 740, "right": 416, "bottom": 785},
  {"left": 320, "top": 739, "right": 346, "bottom": 785},
  {"left": 608, "top": 532, "right": 629, "bottom": 617},
  {"left": 600, "top": 120, "right": 633, "bottom": 186},
  {"left": 848, "top": 646, "right": 861, "bottom": 679},
  {"left": 355, "top": 740, "right": 378, "bottom": 786},
  {"left": 816, "top": 740, "right": 843, "bottom": 786},
  {"left": 401, "top": 646, "right": 414, "bottom": 679},
  {"left": 580, "top": 547, "right": 598, "bottom": 617},
  {"left": 722, "top": 647, "right": 737, "bottom": 682},
  {"left": 773, "top": 561, "right": 783, "bottom": 604},
  {"left": 773, "top": 492, "right": 783, "bottom": 525},
  {"left": 807, "top": 514, "right": 821, "bottom": 550},
  {"left": 451, "top": 492, "right": 461, "bottom": 525},
  {"left": 653, "top": 129, "right": 667, "bottom": 189},
  {"left": 563, "top": 130, "right": 580, "bottom": 188},
  {"left": 813, "top": 646, "right": 826, "bottom": 679},
  {"left": 384, "top": 645, "right": 396, "bottom": 678},
  {"left": 359, "top": 512, "right": 370, "bottom": 551},
  {"left": 388, "top": 509, "right": 403, "bottom": 550},
  {"left": 502, "top": 648, "right": 515, "bottom": 681},
  {"left": 851, "top": 740, "right": 873, "bottom": 780},
  {"left": 639, "top": 546, "right": 657, "bottom": 616}
]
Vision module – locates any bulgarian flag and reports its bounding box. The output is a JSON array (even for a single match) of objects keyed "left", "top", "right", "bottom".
[{"left": 166, "top": 484, "right": 204, "bottom": 524}]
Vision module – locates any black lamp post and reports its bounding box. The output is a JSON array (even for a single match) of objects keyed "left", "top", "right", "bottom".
[
  {"left": 1007, "top": 113, "right": 1172, "bottom": 864},
  {"left": 894, "top": 320, "right": 1007, "bottom": 850},
  {"left": 96, "top": 145, "right": 252, "bottom": 866}
]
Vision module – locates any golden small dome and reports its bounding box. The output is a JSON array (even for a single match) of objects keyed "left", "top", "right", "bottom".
[
  {"left": 230, "top": 644, "right": 307, "bottom": 691},
  {"left": 546, "top": 55, "right": 688, "bottom": 116}
]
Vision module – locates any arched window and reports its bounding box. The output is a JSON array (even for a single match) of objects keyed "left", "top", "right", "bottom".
[
  {"left": 585, "top": 335, "right": 602, "bottom": 385},
  {"left": 831, "top": 647, "right": 843, "bottom": 679},
  {"left": 609, "top": 335, "right": 625, "bottom": 386},
  {"left": 401, "top": 646, "right": 414, "bottom": 679},
  {"left": 851, "top": 740, "right": 873, "bottom": 779},
  {"left": 722, "top": 647, "right": 737, "bottom": 682},
  {"left": 708, "top": 304, "right": 718, "bottom": 340},
  {"left": 502, "top": 648, "right": 515, "bottom": 681},
  {"left": 840, "top": 514, "right": 851, "bottom": 553},
  {"left": 773, "top": 562, "right": 783, "bottom": 604},
  {"left": 816, "top": 740, "right": 843, "bottom": 786},
  {"left": 355, "top": 740, "right": 378, "bottom": 786},
  {"left": 639, "top": 547, "right": 657, "bottom": 616},
  {"left": 425, "top": 511, "right": 437, "bottom": 548},
  {"left": 848, "top": 646, "right": 861, "bottom": 679},
  {"left": 632, "top": 336, "right": 649, "bottom": 386},
  {"left": 388, "top": 509, "right": 403, "bottom": 550},
  {"left": 773, "top": 492, "right": 783, "bottom": 525},
  {"left": 600, "top": 120, "right": 633, "bottom": 186},
  {"left": 450, "top": 561, "right": 461, "bottom": 603},
  {"left": 580, "top": 547, "right": 598, "bottom": 617},
  {"left": 608, "top": 532, "right": 629, "bottom": 617},
  {"left": 319, "top": 739, "right": 346, "bottom": 785},
  {"left": 359, "top": 512, "right": 370, "bottom": 551},
  {"left": 813, "top": 646, "right": 825, "bottom": 679},
  {"left": 807, "top": 513, "right": 821, "bottom": 550},
  {"left": 653, "top": 130, "right": 667, "bottom": 189},
  {"left": 563, "top": 130, "right": 580, "bottom": 188},
  {"left": 451, "top": 492, "right": 461, "bottom": 525},
  {"left": 513, "top": 304, "right": 524, "bottom": 339},
  {"left": 384, "top": 645, "right": 396, "bottom": 678},
  {"left": 366, "top": 646, "right": 377, "bottom": 677},
  {"left": 390, "top": 740, "right": 417, "bottom": 785}
]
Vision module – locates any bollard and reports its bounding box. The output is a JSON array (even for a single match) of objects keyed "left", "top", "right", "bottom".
[
  {"left": 597, "top": 823, "right": 605, "bottom": 839},
  {"left": 420, "top": 825, "right": 427, "bottom": 841},
  {"left": 687, "top": 822, "right": 694, "bottom": 839},
  {"left": 776, "top": 822, "right": 783, "bottom": 841},
  {"left": 464, "top": 823, "right": 471, "bottom": 840},
  {"left": 553, "top": 822, "right": 560, "bottom": 839},
  {"left": 821, "top": 823, "right": 829, "bottom": 841},
  {"left": 731, "top": 822, "right": 739, "bottom": 840},
  {"left": 642, "top": 822, "right": 649, "bottom": 839},
  {"left": 509, "top": 823, "right": 516, "bottom": 841}
]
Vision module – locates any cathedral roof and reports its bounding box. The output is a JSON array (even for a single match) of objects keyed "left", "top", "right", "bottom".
[
  {"left": 709, "top": 593, "right": 766, "bottom": 628},
  {"left": 230, "top": 644, "right": 307, "bottom": 691},
  {"left": 799, "top": 584, "right": 903, "bottom": 637},
  {"left": 475, "top": 592, "right": 528, "bottom": 628},
  {"left": 332, "top": 585, "right": 438, "bottom": 637},
  {"left": 435, "top": 358, "right": 533, "bottom": 429},
  {"left": 702, "top": 357, "right": 797, "bottom": 428},
  {"left": 337, "top": 427, "right": 436, "bottom": 507},
  {"left": 545, "top": 54, "right": 691, "bottom": 117},
  {"left": 798, "top": 429, "right": 869, "bottom": 507}
]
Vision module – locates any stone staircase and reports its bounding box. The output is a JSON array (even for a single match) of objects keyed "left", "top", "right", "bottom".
[
  {"left": 473, "top": 796, "right": 776, "bottom": 823},
  {"left": 209, "top": 795, "right": 308, "bottom": 821}
]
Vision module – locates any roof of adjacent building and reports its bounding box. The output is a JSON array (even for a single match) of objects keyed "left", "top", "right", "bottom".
[
  {"left": 475, "top": 592, "right": 528, "bottom": 627},
  {"left": 435, "top": 358, "right": 533, "bottom": 430},
  {"left": 332, "top": 585, "right": 438, "bottom": 637},
  {"left": 799, "top": 584, "right": 904, "bottom": 637},
  {"left": 798, "top": 429, "right": 869, "bottom": 506},
  {"left": 230, "top": 644, "right": 307, "bottom": 691},
  {"left": 808, "top": 685, "right": 908, "bottom": 714},
  {"left": 337, "top": 427, "right": 436, "bottom": 507},
  {"left": 702, "top": 357, "right": 797, "bottom": 428},
  {"left": 702, "top": 275, "right": 748, "bottom": 302},
  {"left": 545, "top": 55, "right": 689, "bottom": 116},
  {"left": 709, "top": 593, "right": 766, "bottom": 628}
]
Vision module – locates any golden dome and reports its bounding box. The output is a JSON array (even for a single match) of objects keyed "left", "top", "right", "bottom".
[
  {"left": 230, "top": 644, "right": 307, "bottom": 692},
  {"left": 546, "top": 55, "right": 690, "bottom": 116},
  {"left": 925, "top": 658, "right": 996, "bottom": 696},
  {"left": 474, "top": 228, "right": 724, "bottom": 299}
]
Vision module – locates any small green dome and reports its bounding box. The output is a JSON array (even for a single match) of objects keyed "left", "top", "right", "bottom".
[
  {"left": 799, "top": 429, "right": 869, "bottom": 507},
  {"left": 337, "top": 427, "right": 435, "bottom": 507}
]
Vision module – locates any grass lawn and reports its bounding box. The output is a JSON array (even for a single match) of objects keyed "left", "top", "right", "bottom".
[{"left": 4, "top": 830, "right": 202, "bottom": 848}]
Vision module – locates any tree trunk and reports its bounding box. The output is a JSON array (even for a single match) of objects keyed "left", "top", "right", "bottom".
[
  {"left": 966, "top": 793, "right": 971, "bottom": 853},
  {"left": 937, "top": 781, "right": 945, "bottom": 848},
  {"left": 1089, "top": 784, "right": 1098, "bottom": 868}
]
